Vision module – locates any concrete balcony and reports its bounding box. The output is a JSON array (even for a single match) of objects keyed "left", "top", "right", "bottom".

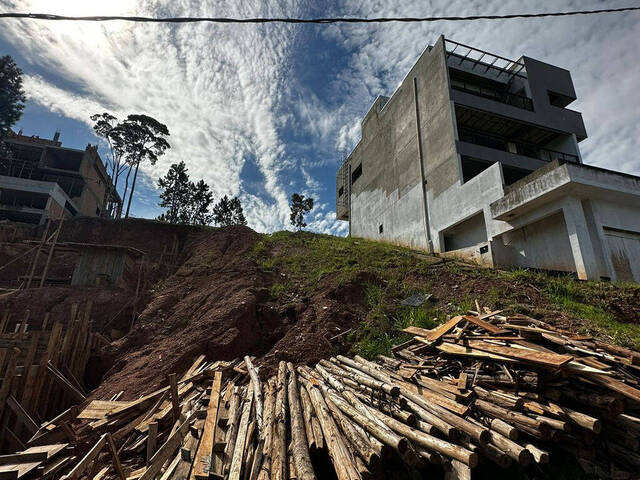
[
  {"left": 490, "top": 160, "right": 640, "bottom": 221},
  {"left": 450, "top": 88, "right": 587, "bottom": 140}
]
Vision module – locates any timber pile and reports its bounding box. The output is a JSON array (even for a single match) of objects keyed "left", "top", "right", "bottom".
[
  {"left": 0, "top": 303, "right": 95, "bottom": 456},
  {"left": 1, "top": 310, "right": 640, "bottom": 479}
]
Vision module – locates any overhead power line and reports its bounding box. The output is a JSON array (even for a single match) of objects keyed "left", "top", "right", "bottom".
[{"left": 0, "top": 6, "right": 639, "bottom": 24}]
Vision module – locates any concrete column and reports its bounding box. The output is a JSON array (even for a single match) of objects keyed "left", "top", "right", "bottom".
[
  {"left": 562, "top": 197, "right": 600, "bottom": 280},
  {"left": 570, "top": 134, "right": 583, "bottom": 163}
]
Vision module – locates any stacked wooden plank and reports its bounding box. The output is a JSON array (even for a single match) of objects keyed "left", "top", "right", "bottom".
[
  {"left": 2, "top": 310, "right": 640, "bottom": 479},
  {"left": 0, "top": 303, "right": 95, "bottom": 454}
]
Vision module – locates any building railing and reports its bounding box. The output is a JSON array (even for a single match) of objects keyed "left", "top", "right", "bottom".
[
  {"left": 451, "top": 79, "right": 533, "bottom": 111},
  {"left": 458, "top": 128, "right": 579, "bottom": 164},
  {"left": 445, "top": 39, "right": 527, "bottom": 81}
]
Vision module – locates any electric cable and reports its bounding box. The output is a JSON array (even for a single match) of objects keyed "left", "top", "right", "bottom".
[{"left": 0, "top": 7, "right": 638, "bottom": 24}]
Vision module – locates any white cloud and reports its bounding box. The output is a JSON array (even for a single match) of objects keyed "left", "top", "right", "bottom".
[
  {"left": 1, "top": 0, "right": 305, "bottom": 231},
  {"left": 326, "top": 0, "right": 640, "bottom": 175},
  {"left": 2, "top": 0, "right": 639, "bottom": 240}
]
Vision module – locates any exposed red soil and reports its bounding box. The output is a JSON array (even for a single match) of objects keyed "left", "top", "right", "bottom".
[
  {"left": 1, "top": 217, "right": 638, "bottom": 405},
  {"left": 88, "top": 225, "right": 371, "bottom": 399}
]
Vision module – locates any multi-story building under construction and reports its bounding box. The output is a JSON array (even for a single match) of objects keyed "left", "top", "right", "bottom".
[
  {"left": 336, "top": 35, "right": 640, "bottom": 282},
  {"left": 0, "top": 130, "right": 121, "bottom": 225}
]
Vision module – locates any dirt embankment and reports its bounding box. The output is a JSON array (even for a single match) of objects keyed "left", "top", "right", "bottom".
[
  {"left": 87, "top": 225, "right": 366, "bottom": 399},
  {"left": 2, "top": 217, "right": 638, "bottom": 401}
]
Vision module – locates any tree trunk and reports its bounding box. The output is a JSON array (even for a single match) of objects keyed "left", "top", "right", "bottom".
[
  {"left": 125, "top": 161, "right": 140, "bottom": 218},
  {"left": 119, "top": 164, "right": 132, "bottom": 219}
]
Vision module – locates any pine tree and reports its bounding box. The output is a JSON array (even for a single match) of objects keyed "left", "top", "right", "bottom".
[
  {"left": 157, "top": 161, "right": 191, "bottom": 224},
  {"left": 289, "top": 193, "right": 314, "bottom": 231},
  {"left": 0, "top": 55, "right": 26, "bottom": 137},
  {"left": 189, "top": 179, "right": 214, "bottom": 225},
  {"left": 212, "top": 195, "right": 247, "bottom": 227}
]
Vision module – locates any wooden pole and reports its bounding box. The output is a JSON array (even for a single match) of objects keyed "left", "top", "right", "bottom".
[
  {"left": 25, "top": 219, "right": 50, "bottom": 289},
  {"left": 168, "top": 373, "right": 180, "bottom": 422},
  {"left": 228, "top": 385, "right": 254, "bottom": 480},
  {"left": 39, "top": 218, "right": 64, "bottom": 288},
  {"left": 245, "top": 356, "right": 264, "bottom": 436},
  {"left": 271, "top": 362, "right": 288, "bottom": 480},
  {"left": 146, "top": 422, "right": 158, "bottom": 464},
  {"left": 286, "top": 363, "right": 315, "bottom": 480},
  {"left": 297, "top": 374, "right": 361, "bottom": 480}
]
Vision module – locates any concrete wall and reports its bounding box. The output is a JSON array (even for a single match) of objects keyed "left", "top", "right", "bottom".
[
  {"left": 429, "top": 162, "right": 506, "bottom": 252},
  {"left": 523, "top": 57, "right": 587, "bottom": 140},
  {"left": 443, "top": 212, "right": 487, "bottom": 251},
  {"left": 77, "top": 149, "right": 108, "bottom": 217},
  {"left": 346, "top": 40, "right": 455, "bottom": 250},
  {"left": 0, "top": 175, "right": 77, "bottom": 224},
  {"left": 493, "top": 211, "right": 575, "bottom": 272},
  {"left": 588, "top": 199, "right": 640, "bottom": 282}
]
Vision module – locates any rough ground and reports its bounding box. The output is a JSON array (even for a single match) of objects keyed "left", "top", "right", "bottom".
[{"left": 1, "top": 217, "right": 638, "bottom": 400}]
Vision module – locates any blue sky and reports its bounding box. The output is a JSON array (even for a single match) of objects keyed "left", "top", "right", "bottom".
[{"left": 1, "top": 0, "right": 639, "bottom": 234}]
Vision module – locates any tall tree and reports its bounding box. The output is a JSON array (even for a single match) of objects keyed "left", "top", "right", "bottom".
[
  {"left": 189, "top": 179, "right": 214, "bottom": 225},
  {"left": 0, "top": 55, "right": 26, "bottom": 136},
  {"left": 90, "top": 112, "right": 128, "bottom": 217},
  {"left": 212, "top": 195, "right": 246, "bottom": 227},
  {"left": 157, "top": 161, "right": 191, "bottom": 224},
  {"left": 121, "top": 114, "right": 170, "bottom": 218},
  {"left": 289, "top": 193, "right": 314, "bottom": 231}
]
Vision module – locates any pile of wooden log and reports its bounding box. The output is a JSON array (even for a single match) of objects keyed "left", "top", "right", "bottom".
[
  {"left": 2, "top": 309, "right": 640, "bottom": 479},
  {"left": 0, "top": 303, "right": 95, "bottom": 456}
]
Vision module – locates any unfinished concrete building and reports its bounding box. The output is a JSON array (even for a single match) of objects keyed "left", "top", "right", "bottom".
[
  {"left": 337, "top": 36, "right": 640, "bottom": 282},
  {"left": 0, "top": 130, "right": 121, "bottom": 224}
]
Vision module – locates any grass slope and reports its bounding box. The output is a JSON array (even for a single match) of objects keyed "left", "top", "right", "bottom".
[{"left": 249, "top": 231, "right": 640, "bottom": 358}]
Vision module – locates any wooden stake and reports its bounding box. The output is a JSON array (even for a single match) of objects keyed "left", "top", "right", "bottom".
[
  {"left": 191, "top": 370, "right": 222, "bottom": 480},
  {"left": 228, "top": 385, "right": 254, "bottom": 480},
  {"left": 169, "top": 373, "right": 180, "bottom": 422},
  {"left": 146, "top": 422, "right": 158, "bottom": 464},
  {"left": 286, "top": 363, "right": 315, "bottom": 480}
]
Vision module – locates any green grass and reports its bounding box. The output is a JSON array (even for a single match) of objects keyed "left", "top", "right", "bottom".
[
  {"left": 248, "top": 231, "right": 421, "bottom": 296},
  {"left": 497, "top": 268, "right": 640, "bottom": 350},
  {"left": 248, "top": 231, "right": 640, "bottom": 356}
]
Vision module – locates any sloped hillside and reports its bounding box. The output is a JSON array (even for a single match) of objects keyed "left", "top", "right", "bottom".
[
  {"left": 2, "top": 218, "right": 638, "bottom": 401},
  {"left": 90, "top": 224, "right": 639, "bottom": 399}
]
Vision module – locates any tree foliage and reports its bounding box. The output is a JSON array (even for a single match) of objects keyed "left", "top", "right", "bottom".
[
  {"left": 190, "top": 180, "right": 215, "bottom": 225},
  {"left": 212, "top": 195, "right": 247, "bottom": 227},
  {"left": 90, "top": 112, "right": 128, "bottom": 217},
  {"left": 120, "top": 114, "right": 171, "bottom": 218},
  {"left": 90, "top": 112, "right": 171, "bottom": 218},
  {"left": 289, "top": 193, "right": 314, "bottom": 231},
  {"left": 157, "top": 161, "right": 191, "bottom": 224},
  {"left": 0, "top": 55, "right": 26, "bottom": 136},
  {"left": 157, "top": 162, "right": 214, "bottom": 226}
]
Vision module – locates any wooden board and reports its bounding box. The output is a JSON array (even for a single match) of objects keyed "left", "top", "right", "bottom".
[
  {"left": 404, "top": 316, "right": 463, "bottom": 342},
  {"left": 587, "top": 373, "right": 640, "bottom": 403},
  {"left": 190, "top": 371, "right": 223, "bottom": 480},
  {"left": 77, "top": 401, "right": 131, "bottom": 420},
  {"left": 0, "top": 462, "right": 40, "bottom": 479},
  {"left": 463, "top": 340, "right": 573, "bottom": 368},
  {"left": 463, "top": 316, "right": 509, "bottom": 335},
  {"left": 434, "top": 341, "right": 516, "bottom": 363},
  {"left": 139, "top": 412, "right": 194, "bottom": 480},
  {"left": 20, "top": 444, "right": 67, "bottom": 460}
]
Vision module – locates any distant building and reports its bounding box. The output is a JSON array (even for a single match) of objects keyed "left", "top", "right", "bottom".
[
  {"left": 0, "top": 130, "right": 121, "bottom": 224},
  {"left": 337, "top": 35, "right": 640, "bottom": 282}
]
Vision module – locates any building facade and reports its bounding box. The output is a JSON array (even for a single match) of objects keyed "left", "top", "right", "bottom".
[
  {"left": 0, "top": 130, "right": 121, "bottom": 224},
  {"left": 337, "top": 36, "right": 640, "bottom": 282}
]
